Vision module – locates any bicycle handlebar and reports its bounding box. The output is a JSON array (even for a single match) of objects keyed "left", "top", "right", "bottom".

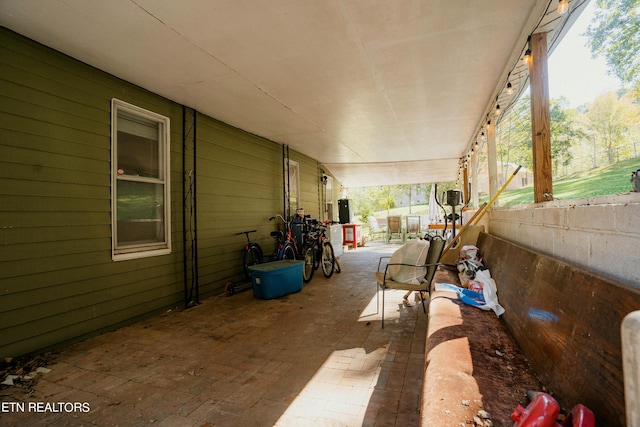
[
  {"left": 308, "top": 223, "right": 328, "bottom": 235},
  {"left": 269, "top": 214, "right": 286, "bottom": 223}
]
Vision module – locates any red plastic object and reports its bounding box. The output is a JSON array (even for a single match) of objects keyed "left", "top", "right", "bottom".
[
  {"left": 561, "top": 404, "right": 596, "bottom": 427},
  {"left": 511, "top": 392, "right": 596, "bottom": 427},
  {"left": 511, "top": 392, "right": 561, "bottom": 427}
]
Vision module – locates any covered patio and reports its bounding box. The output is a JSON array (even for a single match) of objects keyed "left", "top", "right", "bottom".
[
  {"left": 1, "top": 0, "right": 639, "bottom": 425},
  {"left": 0, "top": 242, "right": 537, "bottom": 426}
]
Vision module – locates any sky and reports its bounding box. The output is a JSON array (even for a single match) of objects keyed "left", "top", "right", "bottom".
[{"left": 547, "top": 0, "right": 623, "bottom": 108}]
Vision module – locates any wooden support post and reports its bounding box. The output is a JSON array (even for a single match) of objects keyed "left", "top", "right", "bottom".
[
  {"left": 529, "top": 32, "right": 553, "bottom": 203},
  {"left": 486, "top": 120, "right": 499, "bottom": 205},
  {"left": 470, "top": 151, "right": 479, "bottom": 209},
  {"left": 463, "top": 165, "right": 469, "bottom": 204}
]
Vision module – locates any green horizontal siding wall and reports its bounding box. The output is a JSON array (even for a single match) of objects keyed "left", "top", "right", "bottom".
[
  {"left": 0, "top": 28, "right": 185, "bottom": 358},
  {"left": 194, "top": 117, "right": 323, "bottom": 295},
  {"left": 295, "top": 153, "right": 322, "bottom": 221},
  {"left": 195, "top": 116, "right": 284, "bottom": 293},
  {"left": 0, "top": 28, "right": 324, "bottom": 358}
]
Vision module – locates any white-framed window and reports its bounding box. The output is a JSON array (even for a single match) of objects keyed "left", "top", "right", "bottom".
[
  {"left": 111, "top": 99, "right": 171, "bottom": 261},
  {"left": 285, "top": 158, "right": 300, "bottom": 212}
]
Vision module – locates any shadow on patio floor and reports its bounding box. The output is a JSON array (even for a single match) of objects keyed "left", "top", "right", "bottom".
[{"left": 1, "top": 241, "right": 432, "bottom": 427}]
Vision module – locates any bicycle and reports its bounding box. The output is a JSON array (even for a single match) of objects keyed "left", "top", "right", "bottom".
[
  {"left": 301, "top": 220, "right": 336, "bottom": 282},
  {"left": 318, "top": 221, "right": 338, "bottom": 276},
  {"left": 267, "top": 214, "right": 297, "bottom": 261},
  {"left": 319, "top": 220, "right": 341, "bottom": 274},
  {"left": 236, "top": 230, "right": 263, "bottom": 280}
]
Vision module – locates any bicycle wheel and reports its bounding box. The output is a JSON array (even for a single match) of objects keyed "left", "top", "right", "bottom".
[
  {"left": 243, "top": 243, "right": 263, "bottom": 280},
  {"left": 303, "top": 245, "right": 315, "bottom": 282},
  {"left": 334, "top": 256, "right": 341, "bottom": 273},
  {"left": 321, "top": 242, "right": 335, "bottom": 278},
  {"left": 312, "top": 243, "right": 320, "bottom": 270},
  {"left": 282, "top": 243, "right": 296, "bottom": 260}
]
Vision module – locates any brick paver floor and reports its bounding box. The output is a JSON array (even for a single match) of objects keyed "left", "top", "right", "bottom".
[{"left": 1, "top": 242, "right": 429, "bottom": 426}]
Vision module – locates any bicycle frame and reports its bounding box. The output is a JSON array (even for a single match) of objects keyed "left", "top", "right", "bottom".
[
  {"left": 269, "top": 214, "right": 298, "bottom": 260},
  {"left": 301, "top": 220, "right": 336, "bottom": 281},
  {"left": 236, "top": 230, "right": 263, "bottom": 280}
]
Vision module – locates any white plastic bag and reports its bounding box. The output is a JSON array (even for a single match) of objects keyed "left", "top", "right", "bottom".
[
  {"left": 435, "top": 269, "right": 505, "bottom": 317},
  {"left": 470, "top": 269, "right": 505, "bottom": 316}
]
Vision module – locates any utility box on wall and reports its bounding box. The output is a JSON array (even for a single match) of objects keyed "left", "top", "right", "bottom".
[{"left": 338, "top": 199, "right": 353, "bottom": 224}]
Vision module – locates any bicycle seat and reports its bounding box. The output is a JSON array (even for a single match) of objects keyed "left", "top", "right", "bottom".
[{"left": 270, "top": 230, "right": 283, "bottom": 238}]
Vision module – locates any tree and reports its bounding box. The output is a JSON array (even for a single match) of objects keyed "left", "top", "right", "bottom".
[
  {"left": 349, "top": 186, "right": 393, "bottom": 221},
  {"left": 496, "top": 95, "right": 533, "bottom": 181},
  {"left": 550, "top": 97, "right": 585, "bottom": 176},
  {"left": 586, "top": 0, "right": 640, "bottom": 94},
  {"left": 586, "top": 91, "right": 636, "bottom": 165}
]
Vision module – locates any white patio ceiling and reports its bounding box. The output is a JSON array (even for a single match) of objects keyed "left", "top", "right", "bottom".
[{"left": 0, "top": 0, "right": 582, "bottom": 187}]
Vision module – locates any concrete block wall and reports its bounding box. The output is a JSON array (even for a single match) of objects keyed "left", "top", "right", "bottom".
[{"left": 488, "top": 193, "right": 640, "bottom": 289}]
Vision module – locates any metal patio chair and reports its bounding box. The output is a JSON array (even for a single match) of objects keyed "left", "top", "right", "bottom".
[
  {"left": 406, "top": 215, "right": 421, "bottom": 239},
  {"left": 368, "top": 216, "right": 387, "bottom": 241},
  {"left": 375, "top": 236, "right": 445, "bottom": 328},
  {"left": 386, "top": 215, "right": 404, "bottom": 243}
]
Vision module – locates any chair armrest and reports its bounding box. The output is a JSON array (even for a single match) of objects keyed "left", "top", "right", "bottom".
[
  {"left": 377, "top": 256, "right": 392, "bottom": 272},
  {"left": 382, "top": 263, "right": 425, "bottom": 283},
  {"left": 384, "top": 262, "right": 440, "bottom": 269}
]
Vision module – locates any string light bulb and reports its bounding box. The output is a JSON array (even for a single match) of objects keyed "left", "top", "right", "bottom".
[
  {"left": 495, "top": 104, "right": 501, "bottom": 116},
  {"left": 506, "top": 81, "right": 513, "bottom": 95},
  {"left": 522, "top": 35, "right": 533, "bottom": 66},
  {"left": 557, "top": 0, "right": 569, "bottom": 15}
]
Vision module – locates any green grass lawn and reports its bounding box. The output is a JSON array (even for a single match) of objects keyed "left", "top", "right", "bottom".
[
  {"left": 359, "top": 158, "right": 639, "bottom": 231},
  {"left": 484, "top": 157, "right": 640, "bottom": 206}
]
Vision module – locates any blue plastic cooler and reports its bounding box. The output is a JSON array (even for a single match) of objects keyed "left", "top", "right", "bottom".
[{"left": 248, "top": 260, "right": 304, "bottom": 300}]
